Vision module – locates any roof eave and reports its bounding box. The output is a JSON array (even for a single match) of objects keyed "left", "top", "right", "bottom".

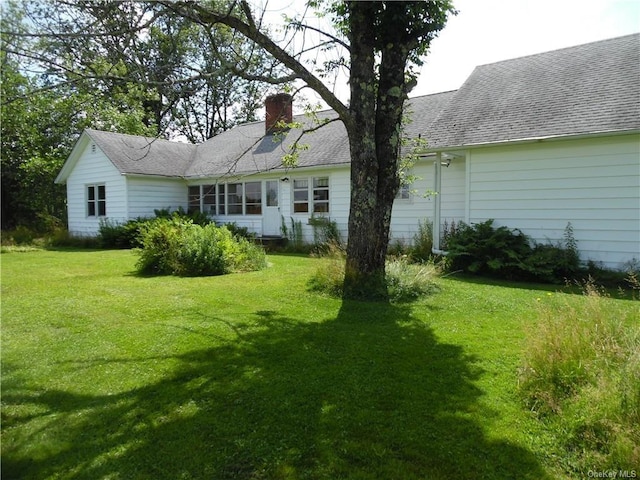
[{"left": 422, "top": 128, "right": 640, "bottom": 153}]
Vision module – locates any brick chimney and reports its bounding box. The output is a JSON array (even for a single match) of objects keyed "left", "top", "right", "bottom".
[{"left": 265, "top": 93, "right": 293, "bottom": 134}]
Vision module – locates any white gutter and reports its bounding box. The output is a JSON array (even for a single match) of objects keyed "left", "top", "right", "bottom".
[
  {"left": 432, "top": 152, "right": 448, "bottom": 256},
  {"left": 420, "top": 129, "right": 640, "bottom": 154}
]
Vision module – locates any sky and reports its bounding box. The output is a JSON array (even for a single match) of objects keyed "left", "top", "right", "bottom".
[
  {"left": 261, "top": 0, "right": 640, "bottom": 106},
  {"left": 411, "top": 0, "right": 640, "bottom": 97}
]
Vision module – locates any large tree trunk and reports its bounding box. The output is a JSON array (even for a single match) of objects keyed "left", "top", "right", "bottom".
[{"left": 343, "top": 3, "right": 410, "bottom": 300}]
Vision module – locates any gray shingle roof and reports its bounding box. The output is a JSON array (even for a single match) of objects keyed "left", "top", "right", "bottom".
[
  {"left": 424, "top": 33, "right": 640, "bottom": 150},
  {"left": 77, "top": 34, "right": 638, "bottom": 179},
  {"left": 186, "top": 91, "right": 456, "bottom": 177},
  {"left": 86, "top": 129, "right": 196, "bottom": 177}
]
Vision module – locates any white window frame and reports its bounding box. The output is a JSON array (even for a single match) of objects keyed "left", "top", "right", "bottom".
[
  {"left": 395, "top": 184, "right": 412, "bottom": 201},
  {"left": 189, "top": 182, "right": 263, "bottom": 216},
  {"left": 292, "top": 176, "right": 330, "bottom": 214},
  {"left": 87, "top": 184, "right": 106, "bottom": 217}
]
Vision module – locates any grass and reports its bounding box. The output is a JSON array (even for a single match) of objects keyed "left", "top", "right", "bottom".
[{"left": 1, "top": 249, "right": 637, "bottom": 479}]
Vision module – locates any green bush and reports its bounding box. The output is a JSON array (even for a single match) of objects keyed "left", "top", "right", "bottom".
[
  {"left": 10, "top": 226, "right": 36, "bottom": 245},
  {"left": 445, "top": 219, "right": 532, "bottom": 278},
  {"left": 46, "top": 229, "right": 101, "bottom": 248},
  {"left": 135, "top": 218, "right": 266, "bottom": 276},
  {"left": 98, "top": 219, "right": 147, "bottom": 249},
  {"left": 519, "top": 280, "right": 640, "bottom": 472},
  {"left": 445, "top": 219, "right": 581, "bottom": 283},
  {"left": 98, "top": 209, "right": 218, "bottom": 250}
]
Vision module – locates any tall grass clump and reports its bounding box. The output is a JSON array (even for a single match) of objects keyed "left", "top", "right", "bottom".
[
  {"left": 519, "top": 278, "right": 640, "bottom": 473},
  {"left": 308, "top": 245, "right": 439, "bottom": 302},
  {"left": 136, "top": 218, "right": 266, "bottom": 276}
]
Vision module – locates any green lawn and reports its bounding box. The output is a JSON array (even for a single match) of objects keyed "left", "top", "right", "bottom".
[{"left": 1, "top": 249, "right": 634, "bottom": 479}]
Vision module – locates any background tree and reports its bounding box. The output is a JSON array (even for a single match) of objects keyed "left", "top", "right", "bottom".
[{"left": 1, "top": 0, "right": 275, "bottom": 229}]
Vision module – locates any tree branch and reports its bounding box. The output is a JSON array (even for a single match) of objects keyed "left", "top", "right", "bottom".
[{"left": 160, "top": 1, "right": 351, "bottom": 128}]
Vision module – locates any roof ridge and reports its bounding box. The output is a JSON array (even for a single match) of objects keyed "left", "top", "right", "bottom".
[{"left": 474, "top": 32, "right": 639, "bottom": 69}]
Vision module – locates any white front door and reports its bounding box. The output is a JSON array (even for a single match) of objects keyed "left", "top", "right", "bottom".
[{"left": 262, "top": 180, "right": 281, "bottom": 236}]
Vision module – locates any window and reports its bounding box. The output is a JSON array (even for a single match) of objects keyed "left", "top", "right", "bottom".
[
  {"left": 293, "top": 177, "right": 329, "bottom": 213},
  {"left": 293, "top": 179, "right": 309, "bottom": 213},
  {"left": 217, "top": 184, "right": 226, "bottom": 215},
  {"left": 188, "top": 181, "right": 264, "bottom": 216},
  {"left": 188, "top": 186, "right": 201, "bottom": 213},
  {"left": 396, "top": 184, "right": 411, "bottom": 200},
  {"left": 203, "top": 184, "right": 216, "bottom": 213},
  {"left": 87, "top": 184, "right": 106, "bottom": 217},
  {"left": 313, "top": 177, "right": 329, "bottom": 213},
  {"left": 227, "top": 183, "right": 243, "bottom": 215},
  {"left": 245, "top": 182, "right": 262, "bottom": 215}
]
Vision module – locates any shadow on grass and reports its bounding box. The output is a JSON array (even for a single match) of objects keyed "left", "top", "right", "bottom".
[{"left": 2, "top": 301, "right": 550, "bottom": 479}]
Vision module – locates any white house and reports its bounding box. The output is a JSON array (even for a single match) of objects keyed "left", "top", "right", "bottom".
[{"left": 56, "top": 34, "right": 640, "bottom": 270}]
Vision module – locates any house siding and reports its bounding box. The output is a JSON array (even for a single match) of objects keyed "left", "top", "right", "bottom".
[
  {"left": 390, "top": 157, "right": 467, "bottom": 246},
  {"left": 127, "top": 176, "right": 187, "bottom": 218},
  {"left": 195, "top": 168, "right": 351, "bottom": 242},
  {"left": 466, "top": 134, "right": 640, "bottom": 269},
  {"left": 66, "top": 142, "right": 127, "bottom": 236}
]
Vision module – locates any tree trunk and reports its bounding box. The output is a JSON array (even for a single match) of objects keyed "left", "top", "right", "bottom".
[{"left": 342, "top": 3, "right": 411, "bottom": 300}]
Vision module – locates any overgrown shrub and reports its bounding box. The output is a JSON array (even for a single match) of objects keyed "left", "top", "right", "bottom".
[
  {"left": 385, "top": 257, "right": 439, "bottom": 302},
  {"left": 223, "top": 222, "right": 256, "bottom": 241},
  {"left": 519, "top": 279, "right": 640, "bottom": 472},
  {"left": 445, "top": 219, "right": 581, "bottom": 283},
  {"left": 98, "top": 219, "right": 148, "bottom": 249},
  {"left": 135, "top": 218, "right": 266, "bottom": 276},
  {"left": 10, "top": 226, "right": 37, "bottom": 245},
  {"left": 46, "top": 229, "right": 101, "bottom": 248},
  {"left": 98, "top": 208, "right": 217, "bottom": 249},
  {"left": 445, "top": 219, "right": 532, "bottom": 278},
  {"left": 281, "top": 217, "right": 306, "bottom": 251}
]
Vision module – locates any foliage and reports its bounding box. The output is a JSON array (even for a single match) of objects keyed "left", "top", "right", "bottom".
[
  {"left": 97, "top": 208, "right": 217, "bottom": 249},
  {"left": 222, "top": 222, "right": 256, "bottom": 241},
  {"left": 410, "top": 219, "right": 433, "bottom": 262},
  {"left": 440, "top": 218, "right": 461, "bottom": 251},
  {"left": 281, "top": 216, "right": 305, "bottom": 251},
  {"left": 519, "top": 279, "right": 640, "bottom": 473},
  {"left": 385, "top": 256, "right": 440, "bottom": 302},
  {"left": 1, "top": 3, "right": 158, "bottom": 231},
  {"left": 445, "top": 219, "right": 582, "bottom": 283},
  {"left": 135, "top": 218, "right": 266, "bottom": 276},
  {"left": 308, "top": 245, "right": 439, "bottom": 303},
  {"left": 4, "top": 0, "right": 268, "bottom": 143},
  {"left": 309, "top": 215, "right": 342, "bottom": 252}
]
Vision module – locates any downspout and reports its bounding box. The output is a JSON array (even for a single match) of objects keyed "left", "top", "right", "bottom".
[{"left": 432, "top": 152, "right": 448, "bottom": 255}]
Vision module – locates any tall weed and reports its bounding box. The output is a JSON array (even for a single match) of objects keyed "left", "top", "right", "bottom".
[{"left": 519, "top": 279, "right": 640, "bottom": 473}]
